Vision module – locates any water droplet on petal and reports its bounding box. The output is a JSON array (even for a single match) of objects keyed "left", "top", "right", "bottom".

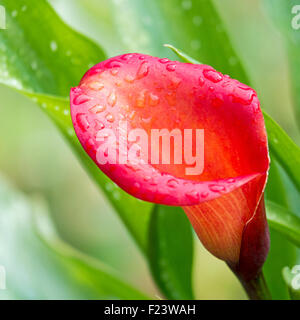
[
  {"left": 88, "top": 82, "right": 104, "bottom": 91},
  {"left": 159, "top": 58, "right": 169, "bottom": 64},
  {"left": 125, "top": 75, "right": 135, "bottom": 83},
  {"left": 89, "top": 104, "right": 106, "bottom": 114},
  {"left": 108, "top": 91, "right": 117, "bottom": 106},
  {"left": 94, "top": 120, "right": 105, "bottom": 130},
  {"left": 110, "top": 68, "right": 119, "bottom": 76},
  {"left": 149, "top": 93, "right": 159, "bottom": 106},
  {"left": 203, "top": 69, "right": 223, "bottom": 83},
  {"left": 198, "top": 76, "right": 205, "bottom": 86},
  {"left": 166, "top": 64, "right": 176, "bottom": 72},
  {"left": 76, "top": 113, "right": 90, "bottom": 131},
  {"left": 209, "top": 184, "right": 226, "bottom": 192},
  {"left": 73, "top": 94, "right": 90, "bottom": 105},
  {"left": 167, "top": 179, "right": 178, "bottom": 188},
  {"left": 136, "top": 90, "right": 147, "bottom": 108},
  {"left": 231, "top": 88, "right": 256, "bottom": 105},
  {"left": 186, "top": 190, "right": 200, "bottom": 202},
  {"left": 121, "top": 53, "right": 134, "bottom": 60},
  {"left": 128, "top": 110, "right": 136, "bottom": 120},
  {"left": 201, "top": 191, "right": 209, "bottom": 198},
  {"left": 106, "top": 113, "right": 115, "bottom": 123},
  {"left": 136, "top": 61, "right": 149, "bottom": 79},
  {"left": 105, "top": 59, "right": 122, "bottom": 69}
]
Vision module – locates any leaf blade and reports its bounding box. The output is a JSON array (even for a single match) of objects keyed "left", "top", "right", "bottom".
[
  {"left": 148, "top": 206, "right": 194, "bottom": 300},
  {"left": 0, "top": 176, "right": 149, "bottom": 300},
  {"left": 266, "top": 201, "right": 300, "bottom": 247},
  {"left": 0, "top": 0, "right": 106, "bottom": 96}
]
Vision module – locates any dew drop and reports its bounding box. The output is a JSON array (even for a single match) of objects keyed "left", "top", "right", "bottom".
[
  {"left": 50, "top": 41, "right": 58, "bottom": 52},
  {"left": 108, "top": 91, "right": 117, "bottom": 106},
  {"left": 105, "top": 59, "right": 122, "bottom": 69},
  {"left": 94, "top": 119, "right": 105, "bottom": 130},
  {"left": 193, "top": 16, "right": 202, "bottom": 26},
  {"left": 203, "top": 69, "right": 223, "bottom": 83},
  {"left": 73, "top": 94, "right": 90, "bottom": 105},
  {"left": 198, "top": 76, "right": 205, "bottom": 86},
  {"left": 182, "top": 0, "right": 192, "bottom": 10},
  {"left": 113, "top": 191, "right": 121, "bottom": 200},
  {"left": 167, "top": 179, "right": 178, "bottom": 188},
  {"left": 88, "top": 82, "right": 104, "bottom": 91},
  {"left": 166, "top": 64, "right": 176, "bottom": 72},
  {"left": 231, "top": 88, "right": 255, "bottom": 105},
  {"left": 141, "top": 116, "right": 152, "bottom": 123},
  {"left": 159, "top": 58, "right": 169, "bottom": 64},
  {"left": 106, "top": 113, "right": 115, "bottom": 123},
  {"left": 110, "top": 68, "right": 119, "bottom": 76},
  {"left": 89, "top": 104, "right": 106, "bottom": 114},
  {"left": 149, "top": 93, "right": 159, "bottom": 106},
  {"left": 136, "top": 90, "right": 147, "bottom": 108},
  {"left": 76, "top": 113, "right": 90, "bottom": 131},
  {"left": 209, "top": 184, "right": 226, "bottom": 192},
  {"left": 186, "top": 190, "right": 200, "bottom": 202},
  {"left": 134, "top": 182, "right": 141, "bottom": 188},
  {"left": 125, "top": 75, "right": 135, "bottom": 83},
  {"left": 128, "top": 110, "right": 136, "bottom": 120},
  {"left": 121, "top": 53, "right": 134, "bottom": 61},
  {"left": 136, "top": 61, "right": 149, "bottom": 79},
  {"left": 201, "top": 191, "right": 209, "bottom": 198},
  {"left": 31, "top": 61, "right": 37, "bottom": 70}
]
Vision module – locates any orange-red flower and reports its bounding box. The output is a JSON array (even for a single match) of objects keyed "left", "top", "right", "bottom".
[{"left": 70, "top": 54, "right": 270, "bottom": 281}]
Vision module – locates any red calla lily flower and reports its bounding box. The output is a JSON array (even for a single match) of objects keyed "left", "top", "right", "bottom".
[{"left": 70, "top": 53, "right": 270, "bottom": 283}]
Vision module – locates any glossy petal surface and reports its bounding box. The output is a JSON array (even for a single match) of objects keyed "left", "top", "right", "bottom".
[{"left": 70, "top": 54, "right": 270, "bottom": 278}]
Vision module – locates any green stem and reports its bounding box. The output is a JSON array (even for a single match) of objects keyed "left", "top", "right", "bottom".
[{"left": 239, "top": 271, "right": 272, "bottom": 300}]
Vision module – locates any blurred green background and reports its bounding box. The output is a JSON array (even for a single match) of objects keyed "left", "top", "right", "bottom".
[{"left": 0, "top": 0, "right": 299, "bottom": 299}]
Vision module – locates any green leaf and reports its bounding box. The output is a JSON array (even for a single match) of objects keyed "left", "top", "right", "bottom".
[
  {"left": 264, "top": 160, "right": 298, "bottom": 299},
  {"left": 266, "top": 201, "right": 300, "bottom": 247},
  {"left": 264, "top": 112, "right": 300, "bottom": 193},
  {"left": 0, "top": 176, "right": 149, "bottom": 300},
  {"left": 111, "top": 0, "right": 249, "bottom": 84},
  {"left": 0, "top": 0, "right": 106, "bottom": 96},
  {"left": 282, "top": 267, "right": 300, "bottom": 300},
  {"left": 148, "top": 206, "right": 194, "bottom": 300},
  {"left": 264, "top": 0, "right": 300, "bottom": 126}
]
